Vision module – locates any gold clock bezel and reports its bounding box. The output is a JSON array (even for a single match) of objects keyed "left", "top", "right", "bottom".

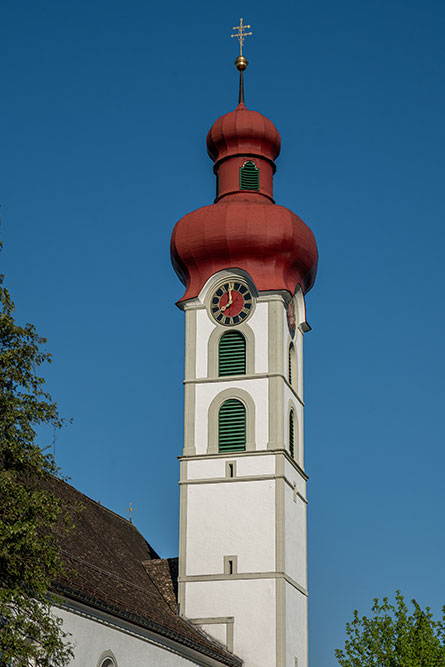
[{"left": 209, "top": 280, "right": 254, "bottom": 326}]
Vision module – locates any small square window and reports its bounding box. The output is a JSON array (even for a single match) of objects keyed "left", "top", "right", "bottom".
[{"left": 224, "top": 555, "right": 238, "bottom": 575}]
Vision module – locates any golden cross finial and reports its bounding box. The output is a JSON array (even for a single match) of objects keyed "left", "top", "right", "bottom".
[
  {"left": 231, "top": 18, "right": 252, "bottom": 57},
  {"left": 125, "top": 502, "right": 136, "bottom": 523}
]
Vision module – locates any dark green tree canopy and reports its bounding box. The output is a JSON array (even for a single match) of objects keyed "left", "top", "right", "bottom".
[
  {"left": 336, "top": 591, "right": 445, "bottom": 667},
  {"left": 0, "top": 257, "right": 74, "bottom": 666}
]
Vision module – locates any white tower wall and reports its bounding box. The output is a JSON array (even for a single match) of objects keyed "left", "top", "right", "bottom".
[{"left": 179, "top": 271, "right": 310, "bottom": 667}]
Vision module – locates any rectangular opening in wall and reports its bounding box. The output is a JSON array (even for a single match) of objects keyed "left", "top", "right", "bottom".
[
  {"left": 225, "top": 461, "right": 236, "bottom": 478},
  {"left": 224, "top": 555, "right": 238, "bottom": 575}
]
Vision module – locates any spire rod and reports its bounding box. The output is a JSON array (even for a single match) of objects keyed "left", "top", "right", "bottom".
[{"left": 231, "top": 18, "right": 252, "bottom": 105}]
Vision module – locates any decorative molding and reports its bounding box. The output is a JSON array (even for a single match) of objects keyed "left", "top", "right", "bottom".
[
  {"left": 179, "top": 449, "right": 308, "bottom": 482},
  {"left": 256, "top": 291, "right": 288, "bottom": 304},
  {"left": 178, "top": 459, "right": 188, "bottom": 612},
  {"left": 225, "top": 460, "right": 237, "bottom": 478},
  {"left": 185, "top": 308, "right": 197, "bottom": 381},
  {"left": 183, "top": 383, "right": 196, "bottom": 456},
  {"left": 207, "top": 322, "right": 255, "bottom": 377},
  {"left": 184, "top": 372, "right": 304, "bottom": 405},
  {"left": 268, "top": 299, "right": 285, "bottom": 451},
  {"left": 179, "top": 571, "right": 308, "bottom": 597},
  {"left": 198, "top": 269, "right": 259, "bottom": 307},
  {"left": 275, "top": 454, "right": 286, "bottom": 666},
  {"left": 207, "top": 387, "right": 256, "bottom": 454},
  {"left": 179, "top": 473, "right": 307, "bottom": 501},
  {"left": 97, "top": 650, "right": 118, "bottom": 667},
  {"left": 268, "top": 299, "right": 284, "bottom": 375},
  {"left": 276, "top": 576, "right": 286, "bottom": 667},
  {"left": 268, "top": 375, "right": 284, "bottom": 450},
  {"left": 275, "top": 465, "right": 285, "bottom": 573},
  {"left": 223, "top": 555, "right": 238, "bottom": 575},
  {"left": 190, "top": 617, "right": 235, "bottom": 654}
]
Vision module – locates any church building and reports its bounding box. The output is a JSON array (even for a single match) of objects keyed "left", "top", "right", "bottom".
[{"left": 50, "top": 26, "right": 318, "bottom": 667}]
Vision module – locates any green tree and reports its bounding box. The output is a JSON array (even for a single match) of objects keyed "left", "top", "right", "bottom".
[
  {"left": 336, "top": 591, "right": 445, "bottom": 667},
  {"left": 0, "top": 252, "right": 73, "bottom": 666}
]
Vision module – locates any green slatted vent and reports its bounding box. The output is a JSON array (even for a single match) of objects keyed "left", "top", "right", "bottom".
[
  {"left": 289, "top": 411, "right": 295, "bottom": 458},
  {"left": 219, "top": 399, "right": 246, "bottom": 452},
  {"left": 239, "top": 161, "right": 260, "bottom": 191},
  {"left": 288, "top": 343, "right": 294, "bottom": 385},
  {"left": 219, "top": 331, "right": 246, "bottom": 376}
]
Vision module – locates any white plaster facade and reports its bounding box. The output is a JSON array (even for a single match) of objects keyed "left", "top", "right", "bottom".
[
  {"left": 55, "top": 600, "right": 229, "bottom": 667},
  {"left": 178, "top": 270, "right": 310, "bottom": 667}
]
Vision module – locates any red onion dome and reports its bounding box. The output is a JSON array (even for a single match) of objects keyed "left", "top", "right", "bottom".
[
  {"left": 207, "top": 103, "right": 281, "bottom": 167},
  {"left": 171, "top": 193, "right": 318, "bottom": 302}
]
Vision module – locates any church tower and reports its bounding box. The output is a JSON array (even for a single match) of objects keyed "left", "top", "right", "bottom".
[{"left": 170, "top": 33, "right": 318, "bottom": 667}]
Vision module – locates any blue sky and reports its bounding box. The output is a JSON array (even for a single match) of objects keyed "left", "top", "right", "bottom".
[{"left": 1, "top": 1, "right": 445, "bottom": 664}]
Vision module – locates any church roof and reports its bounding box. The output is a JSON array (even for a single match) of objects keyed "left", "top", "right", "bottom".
[{"left": 47, "top": 476, "right": 242, "bottom": 666}]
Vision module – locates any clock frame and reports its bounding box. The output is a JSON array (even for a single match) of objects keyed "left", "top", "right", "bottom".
[
  {"left": 287, "top": 299, "right": 296, "bottom": 338},
  {"left": 209, "top": 281, "right": 253, "bottom": 326}
]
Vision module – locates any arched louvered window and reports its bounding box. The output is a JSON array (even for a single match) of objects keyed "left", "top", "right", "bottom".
[
  {"left": 288, "top": 343, "right": 296, "bottom": 386},
  {"left": 289, "top": 410, "right": 295, "bottom": 458},
  {"left": 219, "top": 399, "right": 246, "bottom": 452},
  {"left": 239, "top": 160, "right": 260, "bottom": 191},
  {"left": 219, "top": 331, "right": 246, "bottom": 376},
  {"left": 100, "top": 659, "right": 116, "bottom": 667}
]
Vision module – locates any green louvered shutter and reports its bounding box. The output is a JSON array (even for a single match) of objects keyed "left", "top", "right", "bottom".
[
  {"left": 219, "top": 399, "right": 246, "bottom": 452},
  {"left": 219, "top": 331, "right": 246, "bottom": 376},
  {"left": 239, "top": 161, "right": 260, "bottom": 191},
  {"left": 288, "top": 344, "right": 293, "bottom": 385},
  {"left": 289, "top": 411, "right": 295, "bottom": 458}
]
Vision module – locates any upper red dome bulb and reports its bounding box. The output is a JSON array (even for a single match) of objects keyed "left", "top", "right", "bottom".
[
  {"left": 207, "top": 102, "right": 281, "bottom": 168},
  {"left": 171, "top": 99, "right": 318, "bottom": 302}
]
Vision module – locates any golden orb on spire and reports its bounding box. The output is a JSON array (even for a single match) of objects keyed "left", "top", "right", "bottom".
[{"left": 235, "top": 55, "right": 248, "bottom": 71}]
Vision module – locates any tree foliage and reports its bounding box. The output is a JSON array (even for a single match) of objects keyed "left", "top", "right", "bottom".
[
  {"left": 336, "top": 591, "right": 445, "bottom": 667},
  {"left": 0, "top": 252, "right": 73, "bottom": 666}
]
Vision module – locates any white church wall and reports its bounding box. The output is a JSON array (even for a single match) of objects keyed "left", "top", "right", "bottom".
[
  {"left": 284, "top": 458, "right": 306, "bottom": 498},
  {"left": 199, "top": 622, "right": 227, "bottom": 647},
  {"left": 281, "top": 306, "right": 290, "bottom": 375},
  {"left": 186, "top": 453, "right": 275, "bottom": 480},
  {"left": 194, "top": 378, "right": 269, "bottom": 454},
  {"left": 196, "top": 308, "right": 215, "bottom": 378},
  {"left": 285, "top": 583, "right": 308, "bottom": 667},
  {"left": 187, "top": 457, "right": 226, "bottom": 480},
  {"left": 185, "top": 479, "right": 276, "bottom": 575},
  {"left": 55, "top": 604, "right": 211, "bottom": 667},
  {"left": 284, "top": 477, "right": 307, "bottom": 588},
  {"left": 235, "top": 453, "right": 275, "bottom": 476},
  {"left": 186, "top": 578, "right": 276, "bottom": 667},
  {"left": 247, "top": 300, "right": 268, "bottom": 373},
  {"left": 195, "top": 300, "right": 269, "bottom": 381}
]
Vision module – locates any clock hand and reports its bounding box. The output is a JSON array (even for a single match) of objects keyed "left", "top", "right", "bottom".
[
  {"left": 221, "top": 289, "right": 233, "bottom": 312},
  {"left": 220, "top": 288, "right": 233, "bottom": 312}
]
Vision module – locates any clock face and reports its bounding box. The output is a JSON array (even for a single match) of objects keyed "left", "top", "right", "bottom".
[{"left": 210, "top": 281, "right": 253, "bottom": 326}]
